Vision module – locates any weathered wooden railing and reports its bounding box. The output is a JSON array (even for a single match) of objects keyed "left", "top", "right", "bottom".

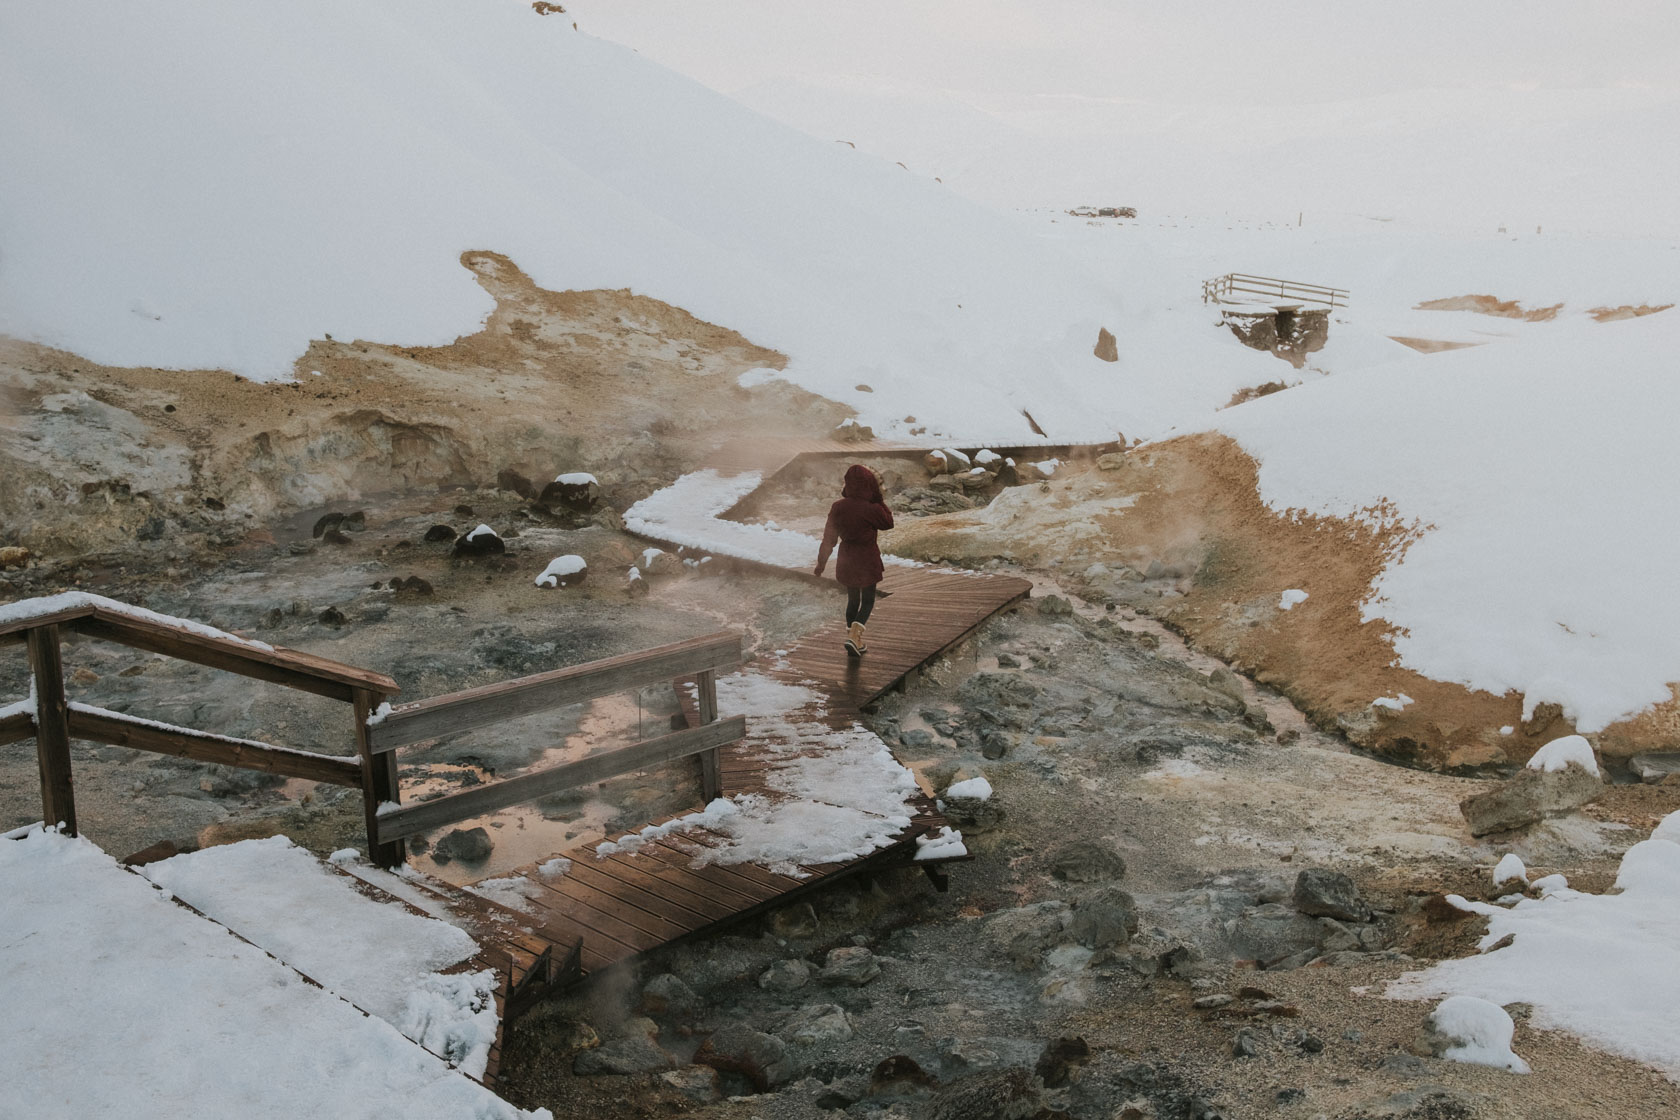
[
  {"left": 1202, "top": 272, "right": 1349, "bottom": 309},
  {"left": 0, "top": 593, "right": 402, "bottom": 863},
  {"left": 366, "top": 631, "right": 744, "bottom": 847},
  {"left": 3, "top": 594, "right": 747, "bottom": 875}
]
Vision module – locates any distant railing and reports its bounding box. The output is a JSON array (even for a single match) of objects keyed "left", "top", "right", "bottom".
[
  {"left": 2, "top": 595, "right": 746, "bottom": 872},
  {"left": 1202, "top": 272, "right": 1349, "bottom": 309},
  {"left": 366, "top": 631, "right": 743, "bottom": 846}
]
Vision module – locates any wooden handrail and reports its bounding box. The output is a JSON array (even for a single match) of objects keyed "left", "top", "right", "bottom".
[
  {"left": 0, "top": 708, "right": 34, "bottom": 747},
  {"left": 366, "top": 631, "right": 741, "bottom": 753},
  {"left": 66, "top": 705, "right": 363, "bottom": 787},
  {"left": 372, "top": 715, "right": 747, "bottom": 843}
]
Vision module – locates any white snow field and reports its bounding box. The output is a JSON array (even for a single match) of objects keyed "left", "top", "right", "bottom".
[
  {"left": 0, "top": 828, "right": 547, "bottom": 1120},
  {"left": 1390, "top": 812, "right": 1680, "bottom": 1082},
  {"left": 1, "top": 1, "right": 1274, "bottom": 444}
]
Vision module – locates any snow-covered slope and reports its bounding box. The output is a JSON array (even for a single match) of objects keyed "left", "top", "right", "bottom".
[
  {"left": 0, "top": 0, "right": 1270, "bottom": 443},
  {"left": 1214, "top": 309, "right": 1680, "bottom": 733}
]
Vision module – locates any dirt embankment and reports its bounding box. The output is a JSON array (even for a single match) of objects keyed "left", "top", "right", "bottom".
[
  {"left": 0, "top": 251, "right": 844, "bottom": 563},
  {"left": 885, "top": 433, "right": 1680, "bottom": 773}
]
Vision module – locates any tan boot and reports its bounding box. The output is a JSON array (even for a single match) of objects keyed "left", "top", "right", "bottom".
[{"left": 845, "top": 621, "right": 867, "bottom": 657}]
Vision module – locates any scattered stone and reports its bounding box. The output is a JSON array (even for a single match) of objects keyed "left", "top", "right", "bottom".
[
  {"left": 1193, "top": 994, "right": 1234, "bottom": 1010},
  {"left": 818, "top": 945, "right": 881, "bottom": 986},
  {"left": 0, "top": 546, "right": 32, "bottom": 570},
  {"left": 767, "top": 901, "right": 818, "bottom": 940},
  {"left": 924, "top": 1067, "right": 1041, "bottom": 1120},
  {"left": 316, "top": 606, "right": 346, "bottom": 626},
  {"left": 640, "top": 974, "right": 699, "bottom": 1017},
  {"left": 341, "top": 510, "right": 366, "bottom": 530},
  {"left": 432, "top": 826, "right": 493, "bottom": 864},
  {"left": 453, "top": 503, "right": 475, "bottom": 516},
  {"left": 832, "top": 418, "right": 874, "bottom": 442},
  {"left": 535, "top": 555, "right": 588, "bottom": 588},
  {"left": 778, "top": 1003, "right": 853, "bottom": 1046},
  {"left": 396, "top": 575, "right": 433, "bottom": 596},
  {"left": 870, "top": 1054, "right": 939, "bottom": 1096},
  {"left": 1071, "top": 886, "right": 1139, "bottom": 950},
  {"left": 901, "top": 727, "right": 935, "bottom": 749},
  {"left": 1096, "top": 452, "right": 1127, "bottom": 471},
  {"left": 1037, "top": 594, "right": 1074, "bottom": 616},
  {"left": 573, "top": 1035, "right": 676, "bottom": 1075},
  {"left": 70, "top": 667, "right": 100, "bottom": 686},
  {"left": 539, "top": 473, "right": 601, "bottom": 512},
  {"left": 758, "top": 959, "right": 811, "bottom": 992},
  {"left": 995, "top": 652, "right": 1020, "bottom": 668},
  {"left": 1631, "top": 752, "right": 1680, "bottom": 784},
  {"left": 423, "top": 524, "right": 457, "bottom": 543},
  {"left": 496, "top": 469, "right": 538, "bottom": 499},
  {"left": 1232, "top": 1027, "right": 1264, "bottom": 1058},
  {"left": 1459, "top": 762, "right": 1606, "bottom": 836},
  {"left": 693, "top": 1025, "right": 797, "bottom": 1091},
  {"left": 658, "top": 1066, "right": 721, "bottom": 1103},
  {"left": 312, "top": 512, "right": 344, "bottom": 538},
  {"left": 1293, "top": 868, "right": 1369, "bottom": 922},
  {"left": 452, "top": 524, "right": 506, "bottom": 557},
  {"left": 1051, "top": 841, "right": 1127, "bottom": 883}
]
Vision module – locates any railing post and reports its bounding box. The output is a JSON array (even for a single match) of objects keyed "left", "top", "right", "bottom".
[
  {"left": 353, "top": 687, "right": 405, "bottom": 869},
  {"left": 25, "top": 624, "right": 77, "bottom": 835},
  {"left": 695, "top": 669, "right": 721, "bottom": 802}
]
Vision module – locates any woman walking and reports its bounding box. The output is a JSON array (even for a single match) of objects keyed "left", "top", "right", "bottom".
[{"left": 814, "top": 464, "right": 894, "bottom": 657}]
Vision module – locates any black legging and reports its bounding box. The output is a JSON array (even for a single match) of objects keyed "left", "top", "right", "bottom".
[{"left": 846, "top": 585, "right": 877, "bottom": 626}]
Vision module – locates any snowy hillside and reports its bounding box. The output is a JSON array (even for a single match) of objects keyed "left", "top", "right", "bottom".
[
  {"left": 0, "top": 0, "right": 1272, "bottom": 443},
  {"left": 567, "top": 0, "right": 1680, "bottom": 237}
]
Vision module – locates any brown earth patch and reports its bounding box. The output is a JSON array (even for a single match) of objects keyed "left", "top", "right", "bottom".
[
  {"left": 1222, "top": 380, "right": 1289, "bottom": 408},
  {"left": 1587, "top": 303, "right": 1674, "bottom": 322},
  {"left": 1389, "top": 336, "right": 1486, "bottom": 354},
  {"left": 1415, "top": 295, "right": 1562, "bottom": 321}
]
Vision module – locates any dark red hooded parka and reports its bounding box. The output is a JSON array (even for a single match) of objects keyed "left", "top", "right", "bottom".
[{"left": 815, "top": 465, "right": 894, "bottom": 588}]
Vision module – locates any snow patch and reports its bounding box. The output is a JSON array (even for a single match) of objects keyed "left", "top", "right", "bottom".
[
  {"left": 1278, "top": 588, "right": 1309, "bottom": 610},
  {"left": 1526, "top": 734, "right": 1599, "bottom": 776}
]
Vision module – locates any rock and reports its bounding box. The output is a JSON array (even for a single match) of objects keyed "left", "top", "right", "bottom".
[
  {"left": 1116, "top": 1099, "right": 1157, "bottom": 1120},
  {"left": 693, "top": 1025, "right": 797, "bottom": 1090},
  {"left": 1036, "top": 594, "right": 1074, "bottom": 616},
  {"left": 423, "top": 523, "right": 457, "bottom": 543},
  {"left": 832, "top": 419, "right": 874, "bottom": 442},
  {"left": 1205, "top": 668, "right": 1246, "bottom": 705},
  {"left": 432, "top": 826, "right": 493, "bottom": 864},
  {"left": 994, "top": 653, "right": 1020, "bottom": 668},
  {"left": 924, "top": 1067, "right": 1041, "bottom": 1120},
  {"left": 870, "top": 1054, "right": 939, "bottom": 1098},
  {"left": 778, "top": 1003, "right": 853, "bottom": 1046},
  {"left": 1193, "top": 994, "right": 1234, "bottom": 1010},
  {"left": 1096, "top": 453, "right": 1127, "bottom": 471},
  {"left": 322, "top": 528, "right": 353, "bottom": 545},
  {"left": 1093, "top": 326, "right": 1119, "bottom": 362},
  {"left": 1070, "top": 886, "right": 1139, "bottom": 949},
  {"left": 539, "top": 476, "right": 600, "bottom": 512},
  {"left": 958, "top": 672, "right": 1042, "bottom": 712},
  {"left": 1232, "top": 1027, "right": 1264, "bottom": 1058},
  {"left": 396, "top": 575, "right": 433, "bottom": 596},
  {"left": 1034, "top": 1035, "right": 1090, "bottom": 1088},
  {"left": 640, "top": 974, "right": 699, "bottom": 1017},
  {"left": 311, "top": 512, "right": 344, "bottom": 538},
  {"left": 452, "top": 525, "right": 506, "bottom": 557},
  {"left": 1459, "top": 762, "right": 1604, "bottom": 836},
  {"left": 902, "top": 727, "right": 936, "bottom": 749},
  {"left": 658, "top": 1066, "right": 721, "bottom": 1103},
  {"left": 1292, "top": 869, "right": 1369, "bottom": 922},
  {"left": 1631, "top": 752, "right": 1680, "bottom": 784},
  {"left": 758, "top": 959, "right": 811, "bottom": 992},
  {"left": 316, "top": 606, "right": 346, "bottom": 626},
  {"left": 1051, "top": 841, "right": 1127, "bottom": 883},
  {"left": 453, "top": 503, "right": 475, "bottom": 516},
  {"left": 986, "top": 900, "right": 1073, "bottom": 970},
  {"left": 767, "top": 901, "right": 818, "bottom": 940},
  {"left": 1227, "top": 902, "right": 1326, "bottom": 964},
  {"left": 818, "top": 946, "right": 881, "bottom": 986},
  {"left": 341, "top": 510, "right": 366, "bottom": 531},
  {"left": 0, "top": 546, "right": 32, "bottom": 570},
  {"left": 496, "top": 469, "right": 538, "bottom": 499},
  {"left": 573, "top": 1035, "right": 676, "bottom": 1075}
]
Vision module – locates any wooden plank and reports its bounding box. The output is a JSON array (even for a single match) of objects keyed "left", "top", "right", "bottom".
[
  {"left": 559, "top": 856, "right": 726, "bottom": 931},
  {"left": 369, "top": 631, "right": 741, "bottom": 752},
  {"left": 515, "top": 880, "right": 664, "bottom": 955},
  {"left": 65, "top": 706, "right": 365, "bottom": 787},
  {"left": 580, "top": 854, "right": 744, "bottom": 924},
  {"left": 519, "top": 870, "right": 694, "bottom": 943},
  {"left": 0, "top": 708, "right": 35, "bottom": 747},
  {"left": 0, "top": 603, "right": 98, "bottom": 643},
  {"left": 374, "top": 716, "right": 746, "bottom": 842},
  {"left": 354, "top": 688, "right": 405, "bottom": 869},
  {"left": 695, "top": 668, "right": 721, "bottom": 802},
  {"left": 26, "top": 625, "right": 77, "bottom": 835},
  {"left": 70, "top": 615, "right": 388, "bottom": 703}
]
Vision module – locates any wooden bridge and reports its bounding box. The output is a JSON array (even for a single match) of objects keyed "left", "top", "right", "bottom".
[{"left": 1, "top": 435, "right": 1037, "bottom": 1086}]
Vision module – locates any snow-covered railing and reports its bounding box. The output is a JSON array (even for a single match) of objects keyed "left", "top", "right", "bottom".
[
  {"left": 367, "top": 631, "right": 745, "bottom": 845},
  {"left": 1, "top": 593, "right": 402, "bottom": 864},
  {"left": 1202, "top": 272, "right": 1349, "bottom": 309}
]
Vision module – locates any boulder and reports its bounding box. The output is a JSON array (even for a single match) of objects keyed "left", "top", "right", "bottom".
[
  {"left": 432, "top": 826, "right": 493, "bottom": 864},
  {"left": 640, "top": 974, "right": 699, "bottom": 1017},
  {"left": 496, "top": 468, "right": 538, "bottom": 499},
  {"left": 767, "top": 901, "right": 818, "bottom": 940},
  {"left": 573, "top": 1035, "right": 677, "bottom": 1075},
  {"left": 1093, "top": 326, "right": 1119, "bottom": 362},
  {"left": 758, "top": 959, "right": 811, "bottom": 993},
  {"left": 1050, "top": 841, "right": 1127, "bottom": 883},
  {"left": 833, "top": 418, "right": 874, "bottom": 443},
  {"left": 1292, "top": 869, "right": 1369, "bottom": 922},
  {"left": 539, "top": 472, "right": 600, "bottom": 512},
  {"left": 423, "top": 523, "right": 457, "bottom": 543},
  {"left": 535, "top": 554, "right": 588, "bottom": 588},
  {"left": 1069, "top": 886, "right": 1139, "bottom": 949},
  {"left": 658, "top": 1066, "right": 722, "bottom": 1102},
  {"left": 1459, "top": 763, "right": 1604, "bottom": 836},
  {"left": 312, "top": 512, "right": 344, "bottom": 538},
  {"left": 984, "top": 901, "right": 1072, "bottom": 970},
  {"left": 778, "top": 1003, "right": 854, "bottom": 1047},
  {"left": 694, "top": 1025, "right": 797, "bottom": 1090},
  {"left": 818, "top": 946, "right": 881, "bottom": 986},
  {"left": 452, "top": 524, "right": 505, "bottom": 557},
  {"left": 1096, "top": 453, "right": 1127, "bottom": 471}
]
